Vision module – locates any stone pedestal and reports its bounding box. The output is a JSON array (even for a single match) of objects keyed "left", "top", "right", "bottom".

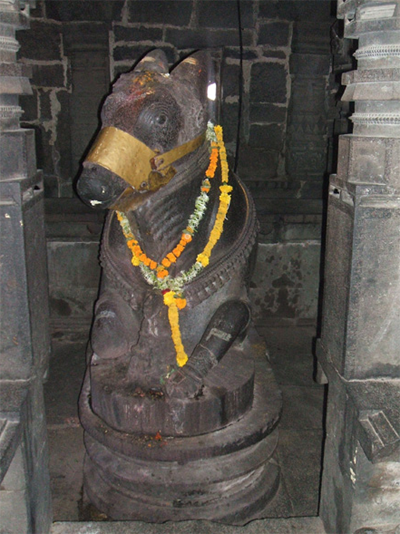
[
  {"left": 317, "top": 1, "right": 400, "bottom": 532},
  {"left": 80, "top": 328, "right": 281, "bottom": 523}
]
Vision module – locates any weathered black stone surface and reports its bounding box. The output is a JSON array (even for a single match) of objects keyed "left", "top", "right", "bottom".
[
  {"left": 46, "top": 1, "right": 124, "bottom": 22},
  {"left": 249, "top": 123, "right": 285, "bottom": 150},
  {"left": 250, "top": 63, "right": 287, "bottom": 103},
  {"left": 258, "top": 22, "right": 290, "bottom": 47},
  {"left": 126, "top": 0, "right": 193, "bottom": 25},
  {"left": 114, "top": 25, "right": 163, "bottom": 43},
  {"left": 165, "top": 28, "right": 252, "bottom": 49},
  {"left": 31, "top": 64, "right": 65, "bottom": 88},
  {"left": 80, "top": 330, "right": 282, "bottom": 522},
  {"left": 197, "top": 0, "right": 254, "bottom": 29},
  {"left": 17, "top": 19, "right": 61, "bottom": 60}
]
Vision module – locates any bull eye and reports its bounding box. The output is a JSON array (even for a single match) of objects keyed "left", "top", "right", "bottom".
[{"left": 156, "top": 114, "right": 167, "bottom": 126}]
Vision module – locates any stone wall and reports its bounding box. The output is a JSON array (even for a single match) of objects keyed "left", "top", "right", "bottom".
[{"left": 16, "top": 0, "right": 336, "bottom": 325}]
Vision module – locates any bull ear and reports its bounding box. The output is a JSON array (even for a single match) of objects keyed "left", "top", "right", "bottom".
[
  {"left": 135, "top": 49, "right": 169, "bottom": 74},
  {"left": 170, "top": 50, "right": 211, "bottom": 101}
]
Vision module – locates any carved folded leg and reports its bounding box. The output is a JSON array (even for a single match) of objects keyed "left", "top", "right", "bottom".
[
  {"left": 91, "top": 290, "right": 141, "bottom": 362},
  {"left": 165, "top": 300, "right": 250, "bottom": 399}
]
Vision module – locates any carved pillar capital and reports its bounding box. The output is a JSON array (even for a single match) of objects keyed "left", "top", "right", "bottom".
[{"left": 0, "top": 0, "right": 33, "bottom": 130}]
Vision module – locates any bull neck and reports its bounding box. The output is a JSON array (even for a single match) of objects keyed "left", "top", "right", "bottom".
[{"left": 126, "top": 140, "right": 210, "bottom": 264}]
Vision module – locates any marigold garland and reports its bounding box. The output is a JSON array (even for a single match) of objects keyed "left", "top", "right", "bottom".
[{"left": 117, "top": 123, "right": 232, "bottom": 367}]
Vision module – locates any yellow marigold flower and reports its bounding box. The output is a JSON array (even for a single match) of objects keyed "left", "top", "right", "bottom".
[
  {"left": 197, "top": 253, "right": 209, "bottom": 267},
  {"left": 176, "top": 351, "right": 188, "bottom": 367},
  {"left": 131, "top": 256, "right": 140, "bottom": 266},
  {"left": 163, "top": 291, "right": 176, "bottom": 306},
  {"left": 220, "top": 184, "right": 233, "bottom": 193},
  {"left": 214, "top": 125, "right": 223, "bottom": 137}
]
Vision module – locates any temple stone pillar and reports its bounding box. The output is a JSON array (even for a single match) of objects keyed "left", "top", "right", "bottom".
[
  {"left": 0, "top": 1, "right": 52, "bottom": 532},
  {"left": 317, "top": 0, "right": 400, "bottom": 532}
]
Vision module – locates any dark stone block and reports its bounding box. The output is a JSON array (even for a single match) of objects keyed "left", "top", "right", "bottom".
[
  {"left": 17, "top": 20, "right": 61, "bottom": 61},
  {"left": 165, "top": 28, "right": 252, "bottom": 49},
  {"left": 250, "top": 103, "right": 287, "bottom": 123},
  {"left": 35, "top": 127, "right": 55, "bottom": 175},
  {"left": 19, "top": 93, "right": 38, "bottom": 122},
  {"left": 249, "top": 123, "right": 285, "bottom": 150},
  {"left": 250, "top": 62, "right": 287, "bottom": 103},
  {"left": 222, "top": 63, "right": 240, "bottom": 98},
  {"left": 31, "top": 64, "right": 65, "bottom": 88},
  {"left": 290, "top": 53, "right": 331, "bottom": 77},
  {"left": 113, "top": 45, "right": 148, "bottom": 62},
  {"left": 55, "top": 90, "right": 72, "bottom": 181},
  {"left": 258, "top": 21, "right": 290, "bottom": 47},
  {"left": 258, "top": 0, "right": 332, "bottom": 22},
  {"left": 38, "top": 90, "right": 52, "bottom": 121},
  {"left": 224, "top": 47, "right": 258, "bottom": 60},
  {"left": 63, "top": 23, "right": 109, "bottom": 51},
  {"left": 43, "top": 175, "right": 59, "bottom": 198},
  {"left": 289, "top": 83, "right": 327, "bottom": 112},
  {"left": 292, "top": 21, "right": 332, "bottom": 54},
  {"left": 197, "top": 0, "right": 254, "bottom": 29},
  {"left": 127, "top": 1, "right": 193, "bottom": 25},
  {"left": 237, "top": 145, "right": 279, "bottom": 180},
  {"left": 113, "top": 24, "right": 163, "bottom": 43},
  {"left": 221, "top": 102, "right": 239, "bottom": 144},
  {"left": 46, "top": 1, "right": 124, "bottom": 22}
]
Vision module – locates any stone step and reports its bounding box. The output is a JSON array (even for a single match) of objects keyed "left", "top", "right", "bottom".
[{"left": 51, "top": 517, "right": 326, "bottom": 534}]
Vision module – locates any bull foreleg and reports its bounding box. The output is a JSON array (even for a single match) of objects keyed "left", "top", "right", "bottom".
[{"left": 165, "top": 300, "right": 250, "bottom": 398}]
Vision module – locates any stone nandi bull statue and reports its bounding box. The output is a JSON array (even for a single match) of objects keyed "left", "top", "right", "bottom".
[{"left": 77, "top": 50, "right": 281, "bottom": 523}]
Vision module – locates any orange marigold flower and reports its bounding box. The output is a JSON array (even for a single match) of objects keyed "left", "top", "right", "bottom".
[
  {"left": 162, "top": 258, "right": 171, "bottom": 268},
  {"left": 149, "top": 260, "right": 157, "bottom": 270},
  {"left": 182, "top": 233, "right": 192, "bottom": 242},
  {"left": 173, "top": 246, "right": 182, "bottom": 257},
  {"left": 175, "top": 298, "right": 187, "bottom": 310},
  {"left": 157, "top": 269, "right": 169, "bottom": 279},
  {"left": 167, "top": 252, "right": 177, "bottom": 263}
]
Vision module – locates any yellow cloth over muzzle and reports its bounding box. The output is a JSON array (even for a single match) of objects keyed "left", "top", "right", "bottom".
[{"left": 84, "top": 126, "right": 206, "bottom": 193}]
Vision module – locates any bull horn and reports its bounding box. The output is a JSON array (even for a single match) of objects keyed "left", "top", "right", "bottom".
[{"left": 135, "top": 49, "right": 169, "bottom": 74}]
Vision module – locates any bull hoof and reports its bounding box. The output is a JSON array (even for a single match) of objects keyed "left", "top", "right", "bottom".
[{"left": 164, "top": 368, "right": 203, "bottom": 399}]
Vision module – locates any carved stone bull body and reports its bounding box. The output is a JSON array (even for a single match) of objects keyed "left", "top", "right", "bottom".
[{"left": 77, "top": 50, "right": 281, "bottom": 523}]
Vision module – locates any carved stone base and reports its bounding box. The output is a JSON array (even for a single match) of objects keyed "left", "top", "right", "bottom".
[{"left": 79, "top": 329, "right": 282, "bottom": 524}]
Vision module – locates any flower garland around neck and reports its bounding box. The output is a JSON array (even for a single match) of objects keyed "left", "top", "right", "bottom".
[{"left": 116, "top": 123, "right": 232, "bottom": 367}]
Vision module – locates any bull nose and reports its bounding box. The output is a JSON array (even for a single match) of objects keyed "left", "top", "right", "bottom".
[{"left": 76, "top": 164, "right": 127, "bottom": 209}]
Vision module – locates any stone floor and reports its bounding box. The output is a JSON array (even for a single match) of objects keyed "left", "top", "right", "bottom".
[{"left": 44, "top": 323, "right": 326, "bottom": 532}]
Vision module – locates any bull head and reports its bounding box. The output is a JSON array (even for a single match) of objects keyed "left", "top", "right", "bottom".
[{"left": 76, "top": 49, "right": 211, "bottom": 211}]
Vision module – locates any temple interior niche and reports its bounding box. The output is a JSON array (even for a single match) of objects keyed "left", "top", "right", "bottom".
[
  {"left": 12, "top": 0, "right": 339, "bottom": 526},
  {"left": 16, "top": 0, "right": 340, "bottom": 331}
]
